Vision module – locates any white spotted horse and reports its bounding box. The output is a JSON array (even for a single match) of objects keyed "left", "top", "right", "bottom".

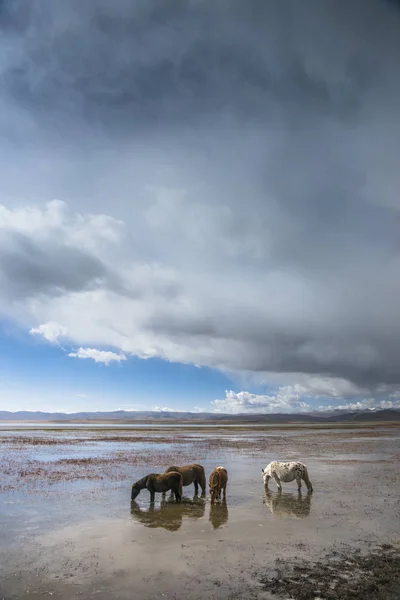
[{"left": 262, "top": 461, "right": 313, "bottom": 493}]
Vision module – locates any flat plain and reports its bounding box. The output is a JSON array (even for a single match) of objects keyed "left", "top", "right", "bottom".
[{"left": 1, "top": 423, "right": 399, "bottom": 599}]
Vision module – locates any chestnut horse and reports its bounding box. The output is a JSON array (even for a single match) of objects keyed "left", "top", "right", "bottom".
[
  {"left": 209, "top": 466, "right": 228, "bottom": 503},
  {"left": 131, "top": 472, "right": 183, "bottom": 503}
]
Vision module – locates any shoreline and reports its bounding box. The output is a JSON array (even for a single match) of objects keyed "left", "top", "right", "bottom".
[{"left": 1, "top": 420, "right": 399, "bottom": 431}]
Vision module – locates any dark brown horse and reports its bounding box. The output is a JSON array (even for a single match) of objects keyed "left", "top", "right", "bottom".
[
  {"left": 164, "top": 463, "right": 206, "bottom": 496},
  {"left": 131, "top": 472, "right": 183, "bottom": 503},
  {"left": 209, "top": 466, "right": 228, "bottom": 503}
]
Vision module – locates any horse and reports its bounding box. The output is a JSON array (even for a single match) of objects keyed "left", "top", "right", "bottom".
[
  {"left": 263, "top": 489, "right": 312, "bottom": 518},
  {"left": 130, "top": 472, "right": 183, "bottom": 503},
  {"left": 164, "top": 463, "right": 206, "bottom": 497},
  {"left": 261, "top": 461, "right": 313, "bottom": 493},
  {"left": 209, "top": 466, "right": 228, "bottom": 503}
]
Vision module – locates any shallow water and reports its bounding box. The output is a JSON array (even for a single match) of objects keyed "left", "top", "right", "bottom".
[{"left": 1, "top": 425, "right": 399, "bottom": 599}]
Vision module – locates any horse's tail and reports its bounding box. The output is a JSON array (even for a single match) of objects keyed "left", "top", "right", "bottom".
[
  {"left": 199, "top": 466, "right": 206, "bottom": 492},
  {"left": 302, "top": 465, "right": 313, "bottom": 492}
]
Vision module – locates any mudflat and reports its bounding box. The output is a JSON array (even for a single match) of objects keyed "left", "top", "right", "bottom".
[{"left": 1, "top": 424, "right": 399, "bottom": 599}]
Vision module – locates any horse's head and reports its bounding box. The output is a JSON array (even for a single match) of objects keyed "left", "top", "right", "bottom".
[
  {"left": 209, "top": 483, "right": 218, "bottom": 503},
  {"left": 131, "top": 483, "right": 141, "bottom": 501},
  {"left": 209, "top": 473, "right": 219, "bottom": 503},
  {"left": 261, "top": 467, "right": 271, "bottom": 486}
]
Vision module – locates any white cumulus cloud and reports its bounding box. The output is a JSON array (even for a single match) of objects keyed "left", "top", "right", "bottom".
[
  {"left": 68, "top": 347, "right": 126, "bottom": 365},
  {"left": 213, "top": 388, "right": 400, "bottom": 415},
  {"left": 0, "top": 200, "right": 124, "bottom": 251},
  {"left": 212, "top": 389, "right": 312, "bottom": 414},
  {"left": 319, "top": 398, "right": 400, "bottom": 412},
  {"left": 29, "top": 321, "right": 67, "bottom": 343}
]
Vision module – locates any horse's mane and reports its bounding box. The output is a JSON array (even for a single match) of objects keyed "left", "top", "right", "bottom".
[{"left": 134, "top": 474, "right": 149, "bottom": 488}]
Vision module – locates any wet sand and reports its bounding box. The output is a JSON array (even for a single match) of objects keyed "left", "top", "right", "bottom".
[{"left": 1, "top": 424, "right": 399, "bottom": 599}]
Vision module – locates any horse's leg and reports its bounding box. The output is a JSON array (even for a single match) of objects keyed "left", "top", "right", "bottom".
[
  {"left": 264, "top": 474, "right": 271, "bottom": 490},
  {"left": 194, "top": 480, "right": 199, "bottom": 496},
  {"left": 295, "top": 474, "right": 302, "bottom": 492},
  {"left": 201, "top": 472, "right": 206, "bottom": 497},
  {"left": 222, "top": 483, "right": 227, "bottom": 501},
  {"left": 175, "top": 485, "right": 182, "bottom": 503},
  {"left": 168, "top": 479, "right": 174, "bottom": 498},
  {"left": 302, "top": 468, "right": 313, "bottom": 492},
  {"left": 150, "top": 490, "right": 155, "bottom": 503},
  {"left": 272, "top": 472, "right": 282, "bottom": 491}
]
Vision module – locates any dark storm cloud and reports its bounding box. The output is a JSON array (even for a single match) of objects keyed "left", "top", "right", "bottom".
[
  {"left": 0, "top": 231, "right": 111, "bottom": 298},
  {"left": 1, "top": 0, "right": 400, "bottom": 392},
  {"left": 0, "top": 227, "right": 183, "bottom": 302},
  {"left": 2, "top": 0, "right": 398, "bottom": 131}
]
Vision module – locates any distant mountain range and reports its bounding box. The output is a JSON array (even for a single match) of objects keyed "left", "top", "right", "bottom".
[{"left": 0, "top": 408, "right": 399, "bottom": 423}]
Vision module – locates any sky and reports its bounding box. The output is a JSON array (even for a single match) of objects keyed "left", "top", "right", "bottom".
[{"left": 1, "top": 0, "right": 400, "bottom": 415}]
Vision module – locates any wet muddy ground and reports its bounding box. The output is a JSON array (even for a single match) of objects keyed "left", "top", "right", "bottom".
[{"left": 1, "top": 424, "right": 399, "bottom": 599}]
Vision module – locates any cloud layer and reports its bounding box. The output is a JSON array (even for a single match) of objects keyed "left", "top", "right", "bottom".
[{"left": 1, "top": 1, "right": 400, "bottom": 405}]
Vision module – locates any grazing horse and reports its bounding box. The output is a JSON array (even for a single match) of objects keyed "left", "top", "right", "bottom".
[
  {"left": 164, "top": 463, "right": 206, "bottom": 496},
  {"left": 131, "top": 472, "right": 183, "bottom": 503},
  {"left": 209, "top": 466, "right": 228, "bottom": 503},
  {"left": 262, "top": 461, "right": 313, "bottom": 493}
]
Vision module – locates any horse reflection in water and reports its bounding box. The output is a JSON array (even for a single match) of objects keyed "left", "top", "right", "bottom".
[
  {"left": 263, "top": 489, "right": 312, "bottom": 518},
  {"left": 130, "top": 496, "right": 206, "bottom": 531},
  {"left": 209, "top": 501, "right": 229, "bottom": 529}
]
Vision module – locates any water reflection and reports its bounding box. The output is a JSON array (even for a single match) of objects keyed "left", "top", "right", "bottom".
[
  {"left": 130, "top": 495, "right": 206, "bottom": 531},
  {"left": 263, "top": 489, "right": 312, "bottom": 518},
  {"left": 209, "top": 501, "right": 229, "bottom": 529}
]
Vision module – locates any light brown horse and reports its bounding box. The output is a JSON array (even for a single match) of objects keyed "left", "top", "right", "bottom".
[
  {"left": 131, "top": 472, "right": 183, "bottom": 503},
  {"left": 209, "top": 466, "right": 228, "bottom": 503},
  {"left": 164, "top": 463, "right": 206, "bottom": 496}
]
